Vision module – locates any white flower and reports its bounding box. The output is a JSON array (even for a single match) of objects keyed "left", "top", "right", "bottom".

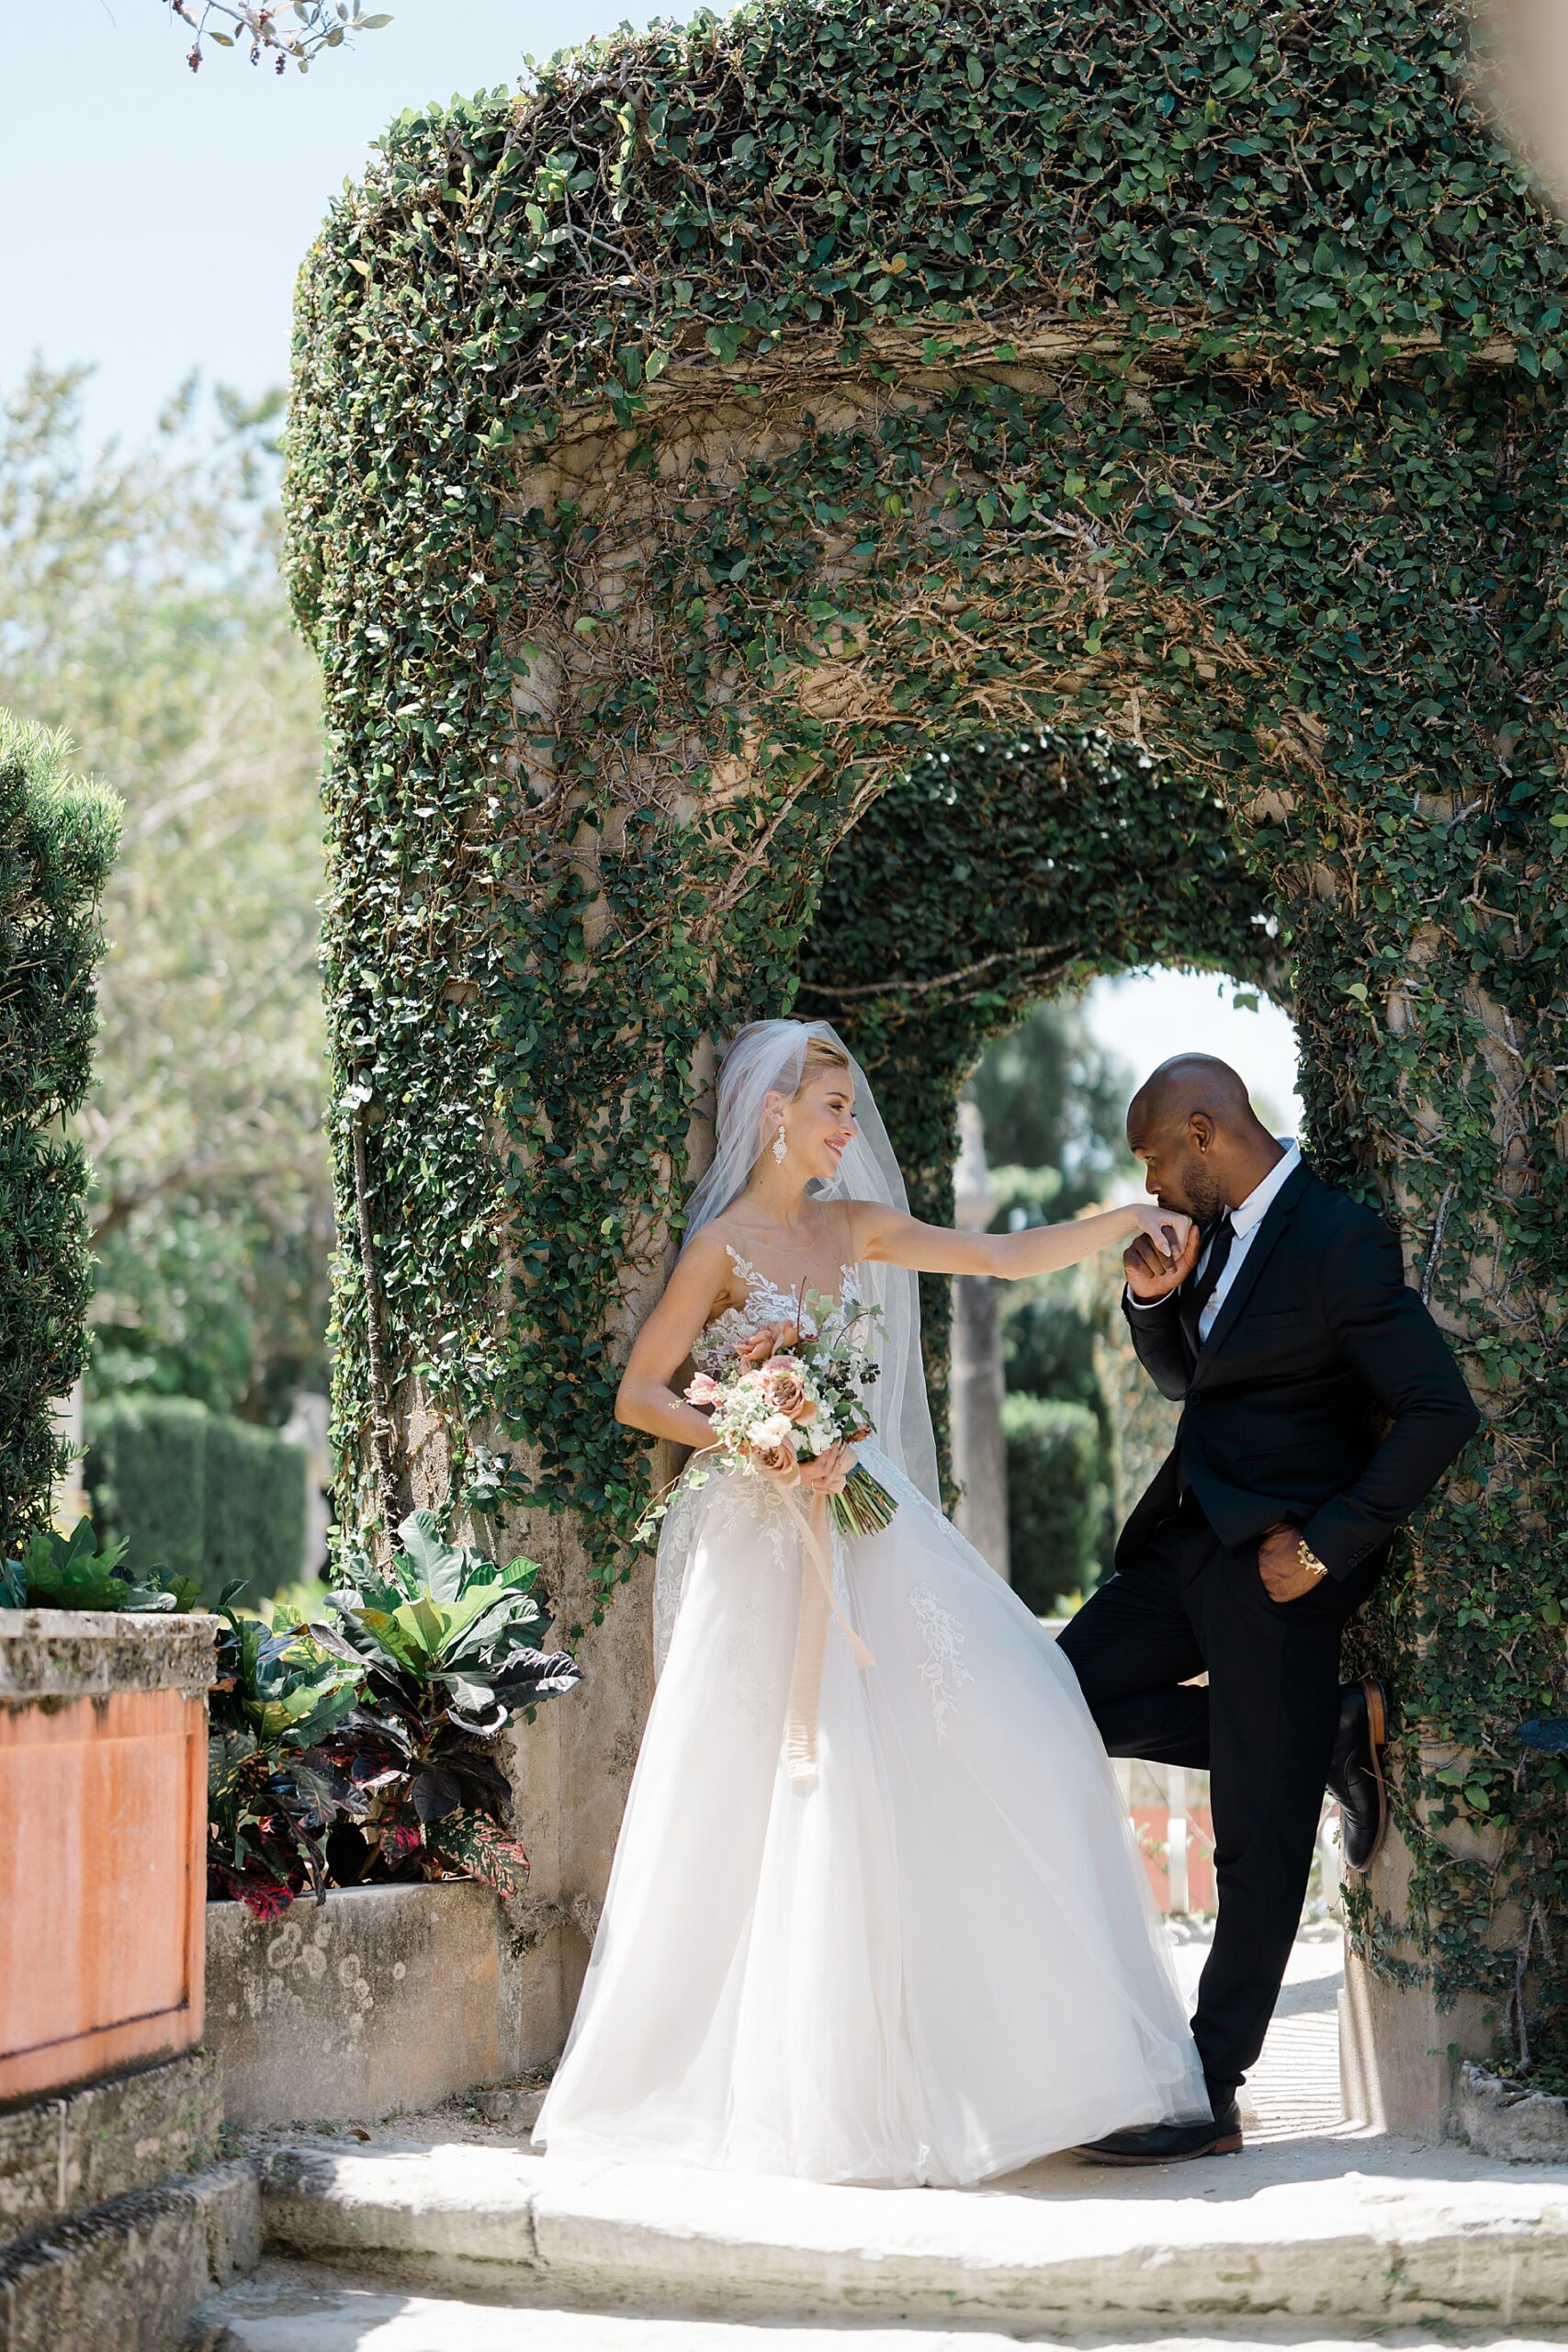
[{"left": 751, "top": 1411, "right": 796, "bottom": 1452}]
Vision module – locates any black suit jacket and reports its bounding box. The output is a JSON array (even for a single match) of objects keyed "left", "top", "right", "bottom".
[{"left": 1119, "top": 1159, "right": 1481, "bottom": 1580}]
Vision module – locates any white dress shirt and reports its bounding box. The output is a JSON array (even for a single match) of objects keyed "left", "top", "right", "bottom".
[{"left": 1129, "top": 1142, "right": 1302, "bottom": 1345}]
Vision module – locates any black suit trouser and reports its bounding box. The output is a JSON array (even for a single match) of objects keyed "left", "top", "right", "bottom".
[{"left": 1055, "top": 1492, "right": 1383, "bottom": 2094}]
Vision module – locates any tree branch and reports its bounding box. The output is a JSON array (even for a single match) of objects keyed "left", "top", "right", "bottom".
[{"left": 797, "top": 941, "right": 1077, "bottom": 1002}]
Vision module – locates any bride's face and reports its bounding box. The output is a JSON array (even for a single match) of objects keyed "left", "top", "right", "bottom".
[{"left": 776, "top": 1070, "right": 859, "bottom": 1184}]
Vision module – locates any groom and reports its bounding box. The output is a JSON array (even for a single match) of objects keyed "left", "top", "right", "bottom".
[{"left": 1057, "top": 1056, "right": 1480, "bottom": 2163}]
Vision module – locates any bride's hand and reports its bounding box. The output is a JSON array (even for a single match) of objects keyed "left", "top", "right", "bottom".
[
  {"left": 1132, "top": 1203, "right": 1193, "bottom": 1257},
  {"left": 798, "top": 1442, "right": 855, "bottom": 1497}
]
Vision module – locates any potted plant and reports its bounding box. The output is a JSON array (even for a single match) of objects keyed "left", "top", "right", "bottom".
[
  {"left": 1, "top": 1515, "right": 197, "bottom": 1611},
  {"left": 200, "top": 1513, "right": 584, "bottom": 2127},
  {"left": 206, "top": 1511, "right": 581, "bottom": 1913}
]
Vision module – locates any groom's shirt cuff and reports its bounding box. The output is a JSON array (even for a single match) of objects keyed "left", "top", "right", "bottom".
[{"left": 1122, "top": 1286, "right": 1174, "bottom": 1314}]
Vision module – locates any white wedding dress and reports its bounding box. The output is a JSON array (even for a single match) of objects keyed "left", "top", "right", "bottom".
[{"left": 533, "top": 1250, "right": 1208, "bottom": 2187}]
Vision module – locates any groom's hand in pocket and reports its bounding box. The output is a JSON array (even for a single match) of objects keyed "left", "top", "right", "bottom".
[
  {"left": 1258, "top": 1522, "right": 1323, "bottom": 1602},
  {"left": 1124, "top": 1216, "right": 1201, "bottom": 1301}
]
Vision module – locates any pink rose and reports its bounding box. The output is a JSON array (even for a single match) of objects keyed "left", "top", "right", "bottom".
[
  {"left": 761, "top": 1361, "right": 815, "bottom": 1423},
  {"left": 685, "top": 1373, "right": 724, "bottom": 1406},
  {"left": 749, "top": 1438, "right": 800, "bottom": 1481}
]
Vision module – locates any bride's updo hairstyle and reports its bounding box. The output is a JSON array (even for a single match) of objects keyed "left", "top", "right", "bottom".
[{"left": 680, "top": 1019, "right": 941, "bottom": 1510}]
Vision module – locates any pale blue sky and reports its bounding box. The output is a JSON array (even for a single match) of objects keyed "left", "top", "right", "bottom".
[
  {"left": 2, "top": 0, "right": 1300, "bottom": 1119},
  {"left": 1, "top": 0, "right": 663, "bottom": 447},
  {"left": 1084, "top": 972, "right": 1302, "bottom": 1139}
]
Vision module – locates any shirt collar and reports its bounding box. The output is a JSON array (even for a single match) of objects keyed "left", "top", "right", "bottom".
[{"left": 1229, "top": 1140, "right": 1301, "bottom": 1239}]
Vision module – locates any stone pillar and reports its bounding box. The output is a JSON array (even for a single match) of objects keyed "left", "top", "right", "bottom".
[
  {"left": 279, "top": 1388, "right": 333, "bottom": 1579},
  {"left": 951, "top": 1102, "right": 1010, "bottom": 1582},
  {"left": 0, "top": 1610, "right": 218, "bottom": 2101},
  {"left": 496, "top": 1047, "right": 719, "bottom": 2066},
  {"left": 1339, "top": 1764, "right": 1503, "bottom": 2138}
]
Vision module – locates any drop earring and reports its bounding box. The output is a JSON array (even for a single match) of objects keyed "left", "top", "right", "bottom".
[{"left": 773, "top": 1124, "right": 788, "bottom": 1165}]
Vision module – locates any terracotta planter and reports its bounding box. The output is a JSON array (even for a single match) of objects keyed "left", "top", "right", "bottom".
[{"left": 0, "top": 1610, "right": 217, "bottom": 2103}]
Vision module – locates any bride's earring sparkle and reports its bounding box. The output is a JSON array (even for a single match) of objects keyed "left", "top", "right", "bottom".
[{"left": 773, "top": 1124, "right": 788, "bottom": 1165}]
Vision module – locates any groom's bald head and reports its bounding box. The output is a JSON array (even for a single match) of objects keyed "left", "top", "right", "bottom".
[
  {"left": 1130, "top": 1055, "right": 1256, "bottom": 1136},
  {"left": 1127, "top": 1055, "right": 1282, "bottom": 1221}
]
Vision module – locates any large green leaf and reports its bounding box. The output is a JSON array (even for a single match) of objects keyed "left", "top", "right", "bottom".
[
  {"left": 212, "top": 1606, "right": 365, "bottom": 1750},
  {"left": 394, "top": 1509, "right": 470, "bottom": 1604},
  {"left": 6, "top": 1518, "right": 185, "bottom": 1612}
]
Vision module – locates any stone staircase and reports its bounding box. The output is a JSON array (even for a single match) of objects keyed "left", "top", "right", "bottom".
[
  {"left": 192, "top": 1943, "right": 1568, "bottom": 2347},
  {"left": 0, "top": 2050, "right": 256, "bottom": 2352}
]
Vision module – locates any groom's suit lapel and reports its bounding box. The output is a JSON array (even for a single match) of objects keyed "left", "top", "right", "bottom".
[{"left": 1185, "top": 1159, "right": 1314, "bottom": 1395}]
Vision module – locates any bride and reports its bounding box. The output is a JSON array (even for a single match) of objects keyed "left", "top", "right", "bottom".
[{"left": 533, "top": 1018, "right": 1210, "bottom": 2187}]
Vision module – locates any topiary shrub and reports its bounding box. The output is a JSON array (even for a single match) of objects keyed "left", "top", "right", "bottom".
[
  {"left": 85, "top": 1396, "right": 209, "bottom": 1582},
  {"left": 0, "top": 712, "right": 118, "bottom": 1552},
  {"left": 85, "top": 1395, "right": 307, "bottom": 1608},
  {"left": 1002, "top": 1393, "right": 1110, "bottom": 1620}
]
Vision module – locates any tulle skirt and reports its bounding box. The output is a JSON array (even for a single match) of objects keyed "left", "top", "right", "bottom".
[{"left": 533, "top": 1444, "right": 1207, "bottom": 2187}]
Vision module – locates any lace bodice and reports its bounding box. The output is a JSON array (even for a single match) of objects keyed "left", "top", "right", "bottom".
[{"left": 693, "top": 1244, "right": 862, "bottom": 1377}]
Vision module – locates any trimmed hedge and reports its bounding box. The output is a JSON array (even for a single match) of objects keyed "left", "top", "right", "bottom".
[
  {"left": 0, "top": 713, "right": 118, "bottom": 1551},
  {"left": 1002, "top": 1287, "right": 1108, "bottom": 1424},
  {"left": 1002, "top": 1393, "right": 1109, "bottom": 1620},
  {"left": 84, "top": 1395, "right": 308, "bottom": 1609}
]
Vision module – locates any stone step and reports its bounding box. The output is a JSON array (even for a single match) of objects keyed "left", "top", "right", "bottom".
[
  {"left": 193, "top": 2255, "right": 1568, "bottom": 2351},
  {"left": 0, "top": 2161, "right": 257, "bottom": 2352},
  {"left": 0, "top": 2049, "right": 224, "bottom": 2243},
  {"left": 243, "top": 2133, "right": 1568, "bottom": 2332}
]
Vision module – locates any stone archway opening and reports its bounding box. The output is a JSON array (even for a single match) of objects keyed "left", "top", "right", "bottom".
[
  {"left": 794, "top": 726, "right": 1279, "bottom": 1442},
  {"left": 798, "top": 723, "right": 1325, "bottom": 1952},
  {"left": 956, "top": 959, "right": 1304, "bottom": 1601}
]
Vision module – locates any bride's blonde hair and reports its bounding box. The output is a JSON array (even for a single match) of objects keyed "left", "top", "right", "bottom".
[{"left": 792, "top": 1035, "right": 852, "bottom": 1091}]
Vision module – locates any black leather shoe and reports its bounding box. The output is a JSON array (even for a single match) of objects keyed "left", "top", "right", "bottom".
[
  {"left": 1074, "top": 2086, "right": 1242, "bottom": 2165},
  {"left": 1328, "top": 1675, "right": 1389, "bottom": 1871}
]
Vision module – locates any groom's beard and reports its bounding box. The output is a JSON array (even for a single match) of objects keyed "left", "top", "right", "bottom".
[{"left": 1164, "top": 1167, "right": 1224, "bottom": 1225}]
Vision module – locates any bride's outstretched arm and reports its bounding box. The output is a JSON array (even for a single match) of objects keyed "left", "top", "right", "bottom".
[
  {"left": 614, "top": 1227, "right": 734, "bottom": 1449},
  {"left": 848, "top": 1198, "right": 1192, "bottom": 1283}
]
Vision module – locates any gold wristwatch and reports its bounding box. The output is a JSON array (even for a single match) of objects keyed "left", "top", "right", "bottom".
[{"left": 1297, "top": 1534, "right": 1329, "bottom": 1583}]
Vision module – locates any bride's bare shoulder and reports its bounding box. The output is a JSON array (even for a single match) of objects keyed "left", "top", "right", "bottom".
[
  {"left": 673, "top": 1218, "right": 743, "bottom": 1306},
  {"left": 837, "top": 1196, "right": 901, "bottom": 1258},
  {"left": 675, "top": 1221, "right": 735, "bottom": 1272}
]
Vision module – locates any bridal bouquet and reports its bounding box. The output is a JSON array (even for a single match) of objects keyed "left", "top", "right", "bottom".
[{"left": 685, "top": 1291, "right": 898, "bottom": 1541}]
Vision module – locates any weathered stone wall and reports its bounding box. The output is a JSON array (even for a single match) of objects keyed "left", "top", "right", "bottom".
[{"left": 207, "top": 1882, "right": 557, "bottom": 2127}]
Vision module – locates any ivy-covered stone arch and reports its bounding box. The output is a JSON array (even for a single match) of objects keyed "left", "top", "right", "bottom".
[{"left": 287, "top": 1, "right": 1568, "bottom": 2101}]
